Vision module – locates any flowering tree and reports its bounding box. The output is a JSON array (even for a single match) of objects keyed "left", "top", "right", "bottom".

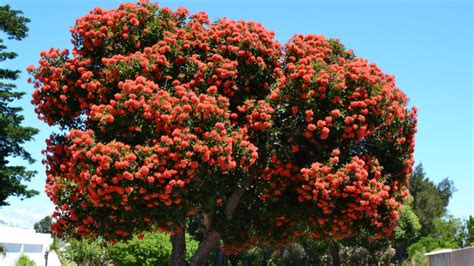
[{"left": 29, "top": 1, "right": 417, "bottom": 265}]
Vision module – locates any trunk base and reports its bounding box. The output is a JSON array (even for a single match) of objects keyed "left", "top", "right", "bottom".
[{"left": 170, "top": 226, "right": 186, "bottom": 266}]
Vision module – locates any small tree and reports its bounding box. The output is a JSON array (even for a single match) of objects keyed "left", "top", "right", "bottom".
[{"left": 29, "top": 2, "right": 417, "bottom": 265}]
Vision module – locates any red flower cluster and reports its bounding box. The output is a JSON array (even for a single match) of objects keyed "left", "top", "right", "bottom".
[
  {"left": 29, "top": 1, "right": 417, "bottom": 254},
  {"left": 298, "top": 155, "right": 402, "bottom": 239}
]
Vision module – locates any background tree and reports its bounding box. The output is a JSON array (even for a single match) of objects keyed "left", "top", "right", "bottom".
[
  {"left": 0, "top": 4, "right": 38, "bottom": 206},
  {"left": 409, "top": 164, "right": 454, "bottom": 237},
  {"left": 29, "top": 2, "right": 417, "bottom": 265},
  {"left": 34, "top": 215, "right": 52, "bottom": 234},
  {"left": 432, "top": 215, "right": 466, "bottom": 248}
]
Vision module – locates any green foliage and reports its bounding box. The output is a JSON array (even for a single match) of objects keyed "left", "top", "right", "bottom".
[
  {"left": 63, "top": 238, "right": 106, "bottom": 266},
  {"left": 107, "top": 231, "right": 198, "bottom": 266},
  {"left": 15, "top": 254, "right": 36, "bottom": 266},
  {"left": 394, "top": 205, "right": 421, "bottom": 243},
  {"left": 433, "top": 215, "right": 466, "bottom": 248},
  {"left": 0, "top": 4, "right": 38, "bottom": 206},
  {"left": 185, "top": 234, "right": 199, "bottom": 260},
  {"left": 402, "top": 249, "right": 428, "bottom": 266},
  {"left": 34, "top": 216, "right": 52, "bottom": 234},
  {"left": 0, "top": 5, "right": 29, "bottom": 40},
  {"left": 107, "top": 232, "right": 171, "bottom": 266},
  {"left": 61, "top": 231, "right": 199, "bottom": 266},
  {"left": 402, "top": 214, "right": 467, "bottom": 264},
  {"left": 407, "top": 235, "right": 458, "bottom": 259},
  {"left": 407, "top": 237, "right": 442, "bottom": 257},
  {"left": 466, "top": 215, "right": 474, "bottom": 245},
  {"left": 390, "top": 205, "right": 422, "bottom": 263},
  {"left": 409, "top": 164, "right": 454, "bottom": 236}
]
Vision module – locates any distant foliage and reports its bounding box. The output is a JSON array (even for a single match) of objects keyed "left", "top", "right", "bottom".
[
  {"left": 34, "top": 215, "right": 52, "bottom": 234},
  {"left": 409, "top": 164, "right": 455, "bottom": 236}
]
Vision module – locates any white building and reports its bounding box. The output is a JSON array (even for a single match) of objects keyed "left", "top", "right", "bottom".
[{"left": 0, "top": 225, "right": 60, "bottom": 266}]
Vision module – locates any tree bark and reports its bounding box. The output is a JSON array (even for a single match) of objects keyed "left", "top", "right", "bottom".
[
  {"left": 225, "top": 187, "right": 247, "bottom": 220},
  {"left": 170, "top": 225, "right": 187, "bottom": 266},
  {"left": 191, "top": 230, "right": 221, "bottom": 266},
  {"left": 330, "top": 242, "right": 341, "bottom": 266}
]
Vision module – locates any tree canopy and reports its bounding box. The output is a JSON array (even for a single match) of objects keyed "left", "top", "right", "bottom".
[
  {"left": 34, "top": 215, "right": 53, "bottom": 234},
  {"left": 0, "top": 4, "right": 39, "bottom": 206},
  {"left": 29, "top": 2, "right": 417, "bottom": 264},
  {"left": 409, "top": 164, "right": 455, "bottom": 236}
]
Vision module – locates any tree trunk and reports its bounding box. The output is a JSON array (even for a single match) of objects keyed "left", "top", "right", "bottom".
[
  {"left": 191, "top": 230, "right": 221, "bottom": 266},
  {"left": 330, "top": 242, "right": 341, "bottom": 266},
  {"left": 192, "top": 182, "right": 254, "bottom": 264},
  {"left": 170, "top": 226, "right": 186, "bottom": 266}
]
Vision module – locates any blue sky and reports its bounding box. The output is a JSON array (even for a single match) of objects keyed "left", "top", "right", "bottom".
[{"left": 0, "top": 0, "right": 472, "bottom": 227}]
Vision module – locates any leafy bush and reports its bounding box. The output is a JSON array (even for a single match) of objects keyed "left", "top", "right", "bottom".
[
  {"left": 407, "top": 237, "right": 439, "bottom": 257},
  {"left": 107, "top": 231, "right": 198, "bottom": 266},
  {"left": 63, "top": 238, "right": 106, "bottom": 266},
  {"left": 402, "top": 249, "right": 428, "bottom": 266}
]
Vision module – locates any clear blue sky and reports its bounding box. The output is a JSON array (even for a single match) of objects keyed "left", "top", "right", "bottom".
[{"left": 1, "top": 0, "right": 472, "bottom": 227}]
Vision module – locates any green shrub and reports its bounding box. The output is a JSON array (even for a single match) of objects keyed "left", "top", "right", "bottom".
[
  {"left": 15, "top": 254, "right": 36, "bottom": 266},
  {"left": 63, "top": 237, "right": 106, "bottom": 265},
  {"left": 407, "top": 237, "right": 439, "bottom": 256},
  {"left": 402, "top": 249, "right": 428, "bottom": 266},
  {"left": 107, "top": 231, "right": 198, "bottom": 266}
]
